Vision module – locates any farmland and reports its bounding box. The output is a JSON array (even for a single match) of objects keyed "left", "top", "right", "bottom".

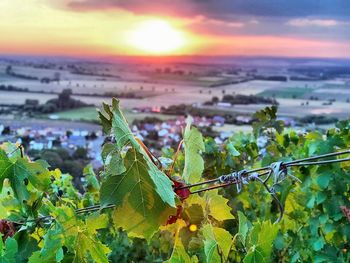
[
  {"left": 258, "top": 87, "right": 314, "bottom": 99},
  {"left": 0, "top": 57, "right": 350, "bottom": 124},
  {"left": 45, "top": 106, "right": 176, "bottom": 123}
]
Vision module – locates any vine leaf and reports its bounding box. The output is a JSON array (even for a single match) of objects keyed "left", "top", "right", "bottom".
[
  {"left": 243, "top": 248, "right": 265, "bottom": 263},
  {"left": 99, "top": 98, "right": 176, "bottom": 208},
  {"left": 204, "top": 190, "right": 234, "bottom": 221},
  {"left": 244, "top": 220, "right": 279, "bottom": 263},
  {"left": 183, "top": 117, "right": 205, "bottom": 184},
  {"left": 237, "top": 211, "right": 249, "bottom": 245},
  {"left": 110, "top": 150, "right": 176, "bottom": 240},
  {"left": 28, "top": 228, "right": 64, "bottom": 263},
  {"left": 102, "top": 143, "right": 126, "bottom": 176},
  {"left": 164, "top": 219, "right": 197, "bottom": 263},
  {"left": 83, "top": 164, "right": 100, "bottom": 192},
  {"left": 186, "top": 190, "right": 234, "bottom": 222},
  {"left": 0, "top": 149, "right": 50, "bottom": 203},
  {"left": 226, "top": 142, "right": 240, "bottom": 157},
  {"left": 0, "top": 236, "right": 18, "bottom": 263},
  {"left": 52, "top": 207, "right": 110, "bottom": 263},
  {"left": 202, "top": 224, "right": 233, "bottom": 263},
  {"left": 99, "top": 99, "right": 177, "bottom": 240}
]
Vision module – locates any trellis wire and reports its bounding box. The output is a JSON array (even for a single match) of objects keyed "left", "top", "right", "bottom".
[{"left": 14, "top": 149, "right": 350, "bottom": 225}]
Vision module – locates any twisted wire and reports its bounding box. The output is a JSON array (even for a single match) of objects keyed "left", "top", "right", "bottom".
[{"left": 12, "top": 149, "right": 350, "bottom": 224}]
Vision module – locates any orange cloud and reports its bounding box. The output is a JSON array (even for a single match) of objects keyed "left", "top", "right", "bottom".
[
  {"left": 1, "top": 0, "right": 350, "bottom": 58},
  {"left": 196, "top": 35, "right": 350, "bottom": 58}
]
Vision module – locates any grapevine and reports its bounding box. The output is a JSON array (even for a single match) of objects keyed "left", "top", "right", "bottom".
[{"left": 0, "top": 99, "right": 349, "bottom": 262}]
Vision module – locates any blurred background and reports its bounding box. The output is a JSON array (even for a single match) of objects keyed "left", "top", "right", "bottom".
[{"left": 1, "top": 0, "right": 350, "bottom": 188}]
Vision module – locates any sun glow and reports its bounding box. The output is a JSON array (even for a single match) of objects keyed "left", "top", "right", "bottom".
[{"left": 127, "top": 19, "right": 186, "bottom": 54}]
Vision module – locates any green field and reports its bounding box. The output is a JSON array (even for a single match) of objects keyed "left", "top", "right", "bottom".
[
  {"left": 46, "top": 107, "right": 99, "bottom": 122},
  {"left": 46, "top": 106, "right": 176, "bottom": 123},
  {"left": 258, "top": 87, "right": 313, "bottom": 99}
]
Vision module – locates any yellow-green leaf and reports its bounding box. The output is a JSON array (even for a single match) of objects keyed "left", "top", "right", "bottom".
[
  {"left": 183, "top": 117, "right": 205, "bottom": 184},
  {"left": 202, "top": 224, "right": 233, "bottom": 263}
]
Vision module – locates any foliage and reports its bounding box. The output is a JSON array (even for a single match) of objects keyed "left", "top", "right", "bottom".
[{"left": 0, "top": 101, "right": 349, "bottom": 262}]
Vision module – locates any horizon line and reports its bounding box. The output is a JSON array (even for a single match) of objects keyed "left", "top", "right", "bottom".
[{"left": 1, "top": 53, "right": 350, "bottom": 62}]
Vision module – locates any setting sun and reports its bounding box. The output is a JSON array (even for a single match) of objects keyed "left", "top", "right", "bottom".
[{"left": 127, "top": 19, "right": 186, "bottom": 54}]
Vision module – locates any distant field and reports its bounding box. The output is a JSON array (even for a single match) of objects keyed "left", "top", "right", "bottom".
[
  {"left": 45, "top": 106, "right": 177, "bottom": 123},
  {"left": 46, "top": 107, "right": 100, "bottom": 122},
  {"left": 258, "top": 87, "right": 313, "bottom": 99}
]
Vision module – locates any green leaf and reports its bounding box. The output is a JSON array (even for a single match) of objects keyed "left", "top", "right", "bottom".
[
  {"left": 112, "top": 188, "right": 176, "bottom": 240},
  {"left": 15, "top": 232, "right": 39, "bottom": 263},
  {"left": 204, "top": 190, "right": 234, "bottom": 221},
  {"left": 73, "top": 230, "right": 110, "bottom": 263},
  {"left": 0, "top": 152, "right": 50, "bottom": 203},
  {"left": 316, "top": 173, "right": 331, "bottom": 189},
  {"left": 245, "top": 220, "right": 279, "bottom": 262},
  {"left": 53, "top": 207, "right": 111, "bottom": 263},
  {"left": 102, "top": 148, "right": 176, "bottom": 240},
  {"left": 0, "top": 149, "right": 13, "bottom": 192},
  {"left": 316, "top": 192, "right": 327, "bottom": 205},
  {"left": 312, "top": 237, "right": 325, "bottom": 251},
  {"left": 99, "top": 99, "right": 175, "bottom": 207},
  {"left": 243, "top": 246, "right": 265, "bottom": 263},
  {"left": 274, "top": 234, "right": 284, "bottom": 250},
  {"left": 306, "top": 195, "right": 315, "bottom": 209},
  {"left": 226, "top": 142, "right": 240, "bottom": 157},
  {"left": 202, "top": 224, "right": 233, "bottom": 263},
  {"left": 28, "top": 228, "right": 64, "bottom": 263},
  {"left": 165, "top": 220, "right": 195, "bottom": 263},
  {"left": 237, "top": 211, "right": 249, "bottom": 245},
  {"left": 83, "top": 164, "right": 100, "bottom": 192},
  {"left": 102, "top": 143, "right": 126, "bottom": 176},
  {"left": 86, "top": 213, "right": 109, "bottom": 233},
  {"left": 0, "top": 237, "right": 18, "bottom": 263},
  {"left": 183, "top": 117, "right": 205, "bottom": 184},
  {"left": 99, "top": 99, "right": 177, "bottom": 240}
]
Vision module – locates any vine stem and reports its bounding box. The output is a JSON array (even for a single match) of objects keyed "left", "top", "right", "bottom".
[{"left": 167, "top": 139, "right": 183, "bottom": 176}]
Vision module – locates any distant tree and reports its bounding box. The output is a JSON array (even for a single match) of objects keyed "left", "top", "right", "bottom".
[
  {"left": 73, "top": 147, "right": 88, "bottom": 160},
  {"left": 66, "top": 130, "right": 72, "bottom": 138},
  {"left": 52, "top": 137, "right": 61, "bottom": 148},
  {"left": 40, "top": 77, "right": 51, "bottom": 84},
  {"left": 39, "top": 103, "right": 57, "bottom": 113},
  {"left": 53, "top": 72, "right": 61, "bottom": 83},
  {"left": 5, "top": 65, "right": 12, "bottom": 75},
  {"left": 25, "top": 99, "right": 39, "bottom": 107},
  {"left": 41, "top": 151, "right": 63, "bottom": 169},
  {"left": 61, "top": 160, "right": 85, "bottom": 190},
  {"left": 212, "top": 96, "right": 219, "bottom": 104},
  {"left": 1, "top": 126, "right": 11, "bottom": 135},
  {"left": 85, "top": 132, "right": 97, "bottom": 140},
  {"left": 59, "top": 89, "right": 72, "bottom": 101},
  {"left": 55, "top": 148, "right": 70, "bottom": 160}
]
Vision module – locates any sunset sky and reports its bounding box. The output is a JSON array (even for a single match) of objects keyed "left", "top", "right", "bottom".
[{"left": 1, "top": 0, "right": 350, "bottom": 58}]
